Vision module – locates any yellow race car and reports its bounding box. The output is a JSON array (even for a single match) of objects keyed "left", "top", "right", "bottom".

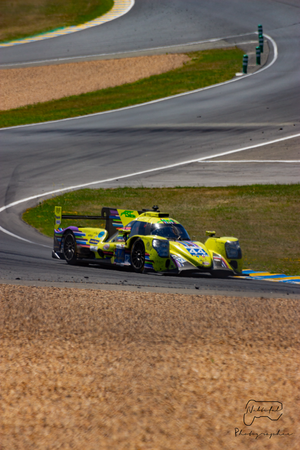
[{"left": 53, "top": 206, "right": 243, "bottom": 277}]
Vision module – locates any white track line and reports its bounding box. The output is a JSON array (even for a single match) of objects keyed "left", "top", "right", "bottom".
[
  {"left": 0, "top": 32, "right": 256, "bottom": 67},
  {"left": 1, "top": 133, "right": 299, "bottom": 245},
  {"left": 199, "top": 160, "right": 300, "bottom": 163},
  {"left": 0, "top": 33, "right": 278, "bottom": 131},
  {"left": 0, "top": 32, "right": 286, "bottom": 246}
]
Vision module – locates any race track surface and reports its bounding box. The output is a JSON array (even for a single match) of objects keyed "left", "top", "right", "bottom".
[{"left": 1, "top": 0, "right": 299, "bottom": 297}]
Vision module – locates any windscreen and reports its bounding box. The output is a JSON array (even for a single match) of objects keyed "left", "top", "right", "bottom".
[{"left": 150, "top": 223, "right": 190, "bottom": 240}]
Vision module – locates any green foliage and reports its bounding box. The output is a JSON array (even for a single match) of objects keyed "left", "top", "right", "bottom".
[
  {"left": 0, "top": 48, "right": 243, "bottom": 127},
  {"left": 23, "top": 184, "right": 300, "bottom": 275}
]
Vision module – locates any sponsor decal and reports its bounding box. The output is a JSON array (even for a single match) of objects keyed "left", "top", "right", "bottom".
[
  {"left": 98, "top": 231, "right": 105, "bottom": 238},
  {"left": 173, "top": 255, "right": 186, "bottom": 264},
  {"left": 188, "top": 247, "right": 208, "bottom": 257},
  {"left": 54, "top": 207, "right": 62, "bottom": 226},
  {"left": 160, "top": 218, "right": 175, "bottom": 224},
  {"left": 180, "top": 242, "right": 208, "bottom": 257},
  {"left": 181, "top": 241, "right": 200, "bottom": 248},
  {"left": 103, "top": 244, "right": 110, "bottom": 250},
  {"left": 172, "top": 255, "right": 186, "bottom": 268},
  {"left": 89, "top": 239, "right": 99, "bottom": 245},
  {"left": 90, "top": 245, "right": 98, "bottom": 252},
  {"left": 114, "top": 245, "right": 125, "bottom": 264},
  {"left": 118, "top": 210, "right": 139, "bottom": 227},
  {"left": 120, "top": 210, "right": 136, "bottom": 218}
]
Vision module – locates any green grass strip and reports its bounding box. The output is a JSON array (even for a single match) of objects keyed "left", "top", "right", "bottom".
[
  {"left": 0, "top": 48, "right": 243, "bottom": 128},
  {"left": 0, "top": 0, "right": 114, "bottom": 43},
  {"left": 23, "top": 184, "right": 300, "bottom": 276}
]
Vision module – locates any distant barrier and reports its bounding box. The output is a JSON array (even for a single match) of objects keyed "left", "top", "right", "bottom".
[
  {"left": 241, "top": 25, "right": 264, "bottom": 72},
  {"left": 242, "top": 54, "right": 248, "bottom": 74}
]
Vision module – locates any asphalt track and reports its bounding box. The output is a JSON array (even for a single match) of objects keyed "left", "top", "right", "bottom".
[{"left": 1, "top": 0, "right": 300, "bottom": 297}]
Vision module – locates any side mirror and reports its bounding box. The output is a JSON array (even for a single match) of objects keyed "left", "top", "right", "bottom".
[
  {"left": 206, "top": 231, "right": 216, "bottom": 237},
  {"left": 120, "top": 228, "right": 131, "bottom": 236},
  {"left": 120, "top": 228, "right": 131, "bottom": 241}
]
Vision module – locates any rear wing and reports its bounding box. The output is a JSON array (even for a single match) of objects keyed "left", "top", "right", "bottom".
[{"left": 54, "top": 206, "right": 140, "bottom": 237}]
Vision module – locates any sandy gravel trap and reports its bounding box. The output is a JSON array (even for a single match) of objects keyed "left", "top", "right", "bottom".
[
  {"left": 0, "top": 54, "right": 189, "bottom": 110},
  {"left": 0, "top": 284, "right": 299, "bottom": 449}
]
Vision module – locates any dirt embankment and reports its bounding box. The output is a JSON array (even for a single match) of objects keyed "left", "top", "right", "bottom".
[
  {"left": 0, "top": 54, "right": 189, "bottom": 110},
  {"left": 1, "top": 284, "right": 299, "bottom": 450}
]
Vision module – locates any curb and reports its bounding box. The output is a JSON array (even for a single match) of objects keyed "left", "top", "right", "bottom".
[
  {"left": 236, "top": 270, "right": 300, "bottom": 285},
  {"left": 0, "top": 0, "right": 135, "bottom": 48}
]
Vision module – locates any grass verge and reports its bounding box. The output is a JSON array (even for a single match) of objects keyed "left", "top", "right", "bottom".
[
  {"left": 23, "top": 184, "right": 300, "bottom": 275},
  {"left": 0, "top": 0, "right": 114, "bottom": 43},
  {"left": 0, "top": 48, "right": 243, "bottom": 128}
]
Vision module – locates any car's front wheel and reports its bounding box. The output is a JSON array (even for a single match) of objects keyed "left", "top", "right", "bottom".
[
  {"left": 63, "top": 231, "right": 77, "bottom": 265},
  {"left": 131, "top": 239, "right": 145, "bottom": 273}
]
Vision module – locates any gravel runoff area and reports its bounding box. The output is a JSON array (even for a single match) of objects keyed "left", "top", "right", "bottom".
[
  {"left": 1, "top": 284, "right": 299, "bottom": 449},
  {"left": 0, "top": 54, "right": 189, "bottom": 110}
]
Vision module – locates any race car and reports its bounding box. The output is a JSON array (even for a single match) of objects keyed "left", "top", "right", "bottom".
[{"left": 52, "top": 205, "right": 243, "bottom": 277}]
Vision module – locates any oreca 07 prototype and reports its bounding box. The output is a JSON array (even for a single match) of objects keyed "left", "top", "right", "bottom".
[{"left": 53, "top": 206, "right": 243, "bottom": 276}]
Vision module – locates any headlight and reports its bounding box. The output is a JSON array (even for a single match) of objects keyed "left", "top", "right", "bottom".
[
  {"left": 225, "top": 241, "right": 242, "bottom": 259},
  {"left": 152, "top": 239, "right": 169, "bottom": 257}
]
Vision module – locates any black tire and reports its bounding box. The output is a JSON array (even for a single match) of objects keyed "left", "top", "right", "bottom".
[
  {"left": 63, "top": 231, "right": 77, "bottom": 265},
  {"left": 131, "top": 239, "right": 145, "bottom": 273}
]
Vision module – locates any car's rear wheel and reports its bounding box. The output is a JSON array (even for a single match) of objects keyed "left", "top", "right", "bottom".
[
  {"left": 63, "top": 231, "right": 77, "bottom": 265},
  {"left": 131, "top": 239, "right": 145, "bottom": 273}
]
